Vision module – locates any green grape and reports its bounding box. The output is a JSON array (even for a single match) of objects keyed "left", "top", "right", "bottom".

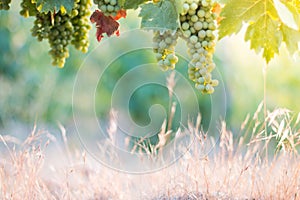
[
  {"left": 198, "top": 30, "right": 206, "bottom": 38},
  {"left": 189, "top": 35, "right": 198, "bottom": 44},
  {"left": 183, "top": 30, "right": 191, "bottom": 38},
  {"left": 193, "top": 21, "right": 202, "bottom": 30},
  {"left": 206, "top": 29, "right": 213, "bottom": 37},
  {"left": 0, "top": 0, "right": 11, "bottom": 10},
  {"left": 182, "top": 3, "right": 189, "bottom": 13},
  {"left": 71, "top": 0, "right": 92, "bottom": 53},
  {"left": 110, "top": 0, "right": 117, "bottom": 5},
  {"left": 197, "top": 9, "right": 205, "bottom": 18},
  {"left": 167, "top": 54, "right": 179, "bottom": 64},
  {"left": 208, "top": 22, "right": 216, "bottom": 30},
  {"left": 153, "top": 30, "right": 179, "bottom": 71},
  {"left": 181, "top": 22, "right": 189, "bottom": 30},
  {"left": 93, "top": 0, "right": 121, "bottom": 17},
  {"left": 190, "top": 2, "right": 198, "bottom": 10},
  {"left": 179, "top": 0, "right": 219, "bottom": 94}
]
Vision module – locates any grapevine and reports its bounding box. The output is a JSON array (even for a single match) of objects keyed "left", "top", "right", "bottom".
[
  {"left": 0, "top": 0, "right": 298, "bottom": 95},
  {"left": 0, "top": 0, "right": 11, "bottom": 10},
  {"left": 179, "top": 0, "right": 218, "bottom": 94}
]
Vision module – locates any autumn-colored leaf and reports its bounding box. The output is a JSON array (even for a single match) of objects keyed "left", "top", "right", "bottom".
[
  {"left": 90, "top": 10, "right": 120, "bottom": 42},
  {"left": 212, "top": 2, "right": 223, "bottom": 24},
  {"left": 212, "top": 2, "right": 222, "bottom": 15},
  {"left": 114, "top": 9, "right": 127, "bottom": 20}
]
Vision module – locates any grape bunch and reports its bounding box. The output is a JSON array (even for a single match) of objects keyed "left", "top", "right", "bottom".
[
  {"left": 30, "top": 11, "right": 73, "bottom": 67},
  {"left": 71, "top": 0, "right": 92, "bottom": 53},
  {"left": 179, "top": 0, "right": 218, "bottom": 94},
  {"left": 20, "top": 0, "right": 92, "bottom": 68},
  {"left": 153, "top": 30, "right": 179, "bottom": 71},
  {"left": 31, "top": 12, "right": 74, "bottom": 67},
  {"left": 0, "top": 0, "right": 11, "bottom": 10},
  {"left": 93, "top": 0, "right": 121, "bottom": 17},
  {"left": 48, "top": 13, "right": 74, "bottom": 67}
]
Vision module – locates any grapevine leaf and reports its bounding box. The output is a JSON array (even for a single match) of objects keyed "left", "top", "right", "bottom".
[
  {"left": 118, "top": 0, "right": 125, "bottom": 7},
  {"left": 280, "top": 0, "right": 300, "bottom": 29},
  {"left": 114, "top": 10, "right": 127, "bottom": 20},
  {"left": 139, "top": 1, "right": 179, "bottom": 31},
  {"left": 173, "top": 0, "right": 184, "bottom": 14},
  {"left": 245, "top": 14, "right": 281, "bottom": 63},
  {"left": 215, "top": 0, "right": 229, "bottom": 3},
  {"left": 219, "top": 0, "right": 286, "bottom": 63},
  {"left": 281, "top": 24, "right": 300, "bottom": 54},
  {"left": 90, "top": 10, "right": 120, "bottom": 42},
  {"left": 34, "top": 0, "right": 74, "bottom": 13},
  {"left": 219, "top": 0, "right": 279, "bottom": 39},
  {"left": 119, "top": 0, "right": 148, "bottom": 9}
]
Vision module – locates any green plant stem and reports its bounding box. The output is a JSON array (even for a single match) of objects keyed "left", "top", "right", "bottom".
[{"left": 263, "top": 62, "right": 268, "bottom": 160}]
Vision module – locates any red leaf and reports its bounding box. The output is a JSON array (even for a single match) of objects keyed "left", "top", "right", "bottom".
[
  {"left": 114, "top": 10, "right": 127, "bottom": 20},
  {"left": 90, "top": 10, "right": 120, "bottom": 42}
]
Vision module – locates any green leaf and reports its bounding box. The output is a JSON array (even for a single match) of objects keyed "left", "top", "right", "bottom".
[
  {"left": 219, "top": 0, "right": 279, "bottom": 39},
  {"left": 215, "top": 0, "right": 229, "bottom": 4},
  {"left": 118, "top": 0, "right": 125, "bottom": 7},
  {"left": 280, "top": 0, "right": 300, "bottom": 30},
  {"left": 119, "top": 0, "right": 148, "bottom": 9},
  {"left": 245, "top": 14, "right": 282, "bottom": 63},
  {"left": 139, "top": 1, "right": 179, "bottom": 31},
  {"left": 218, "top": 0, "right": 300, "bottom": 63},
  {"left": 281, "top": 24, "right": 300, "bottom": 54},
  {"left": 34, "top": 0, "right": 74, "bottom": 13},
  {"left": 173, "top": 0, "right": 184, "bottom": 14}
]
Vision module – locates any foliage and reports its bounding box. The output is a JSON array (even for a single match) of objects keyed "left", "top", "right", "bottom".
[
  {"left": 119, "top": 0, "right": 149, "bottom": 9},
  {"left": 139, "top": 0, "right": 179, "bottom": 30},
  {"left": 2, "top": 0, "right": 299, "bottom": 65},
  {"left": 281, "top": 0, "right": 300, "bottom": 27},
  {"left": 33, "top": 0, "right": 74, "bottom": 13},
  {"left": 90, "top": 10, "right": 121, "bottom": 42},
  {"left": 218, "top": 0, "right": 300, "bottom": 63}
]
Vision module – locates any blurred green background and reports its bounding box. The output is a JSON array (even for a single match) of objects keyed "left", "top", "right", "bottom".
[{"left": 1, "top": 3, "right": 300, "bottom": 137}]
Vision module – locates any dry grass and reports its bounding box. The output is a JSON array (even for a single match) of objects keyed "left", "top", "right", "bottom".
[
  {"left": 1, "top": 105, "right": 300, "bottom": 200},
  {"left": 1, "top": 74, "right": 300, "bottom": 199}
]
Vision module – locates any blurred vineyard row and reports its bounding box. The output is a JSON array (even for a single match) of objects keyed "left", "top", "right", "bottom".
[{"left": 1, "top": 4, "right": 300, "bottom": 136}]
